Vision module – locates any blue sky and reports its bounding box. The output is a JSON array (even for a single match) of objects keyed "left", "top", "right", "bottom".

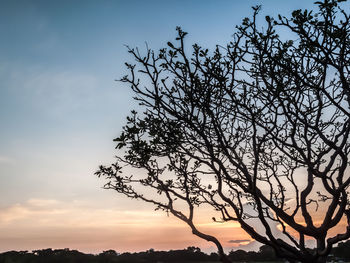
[{"left": 0, "top": 0, "right": 324, "bottom": 253}]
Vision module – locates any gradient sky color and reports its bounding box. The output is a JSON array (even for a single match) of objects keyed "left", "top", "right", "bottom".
[{"left": 0, "top": 0, "right": 327, "bottom": 254}]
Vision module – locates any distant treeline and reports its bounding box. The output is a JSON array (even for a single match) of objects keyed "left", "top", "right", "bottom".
[{"left": 1, "top": 240, "right": 350, "bottom": 263}]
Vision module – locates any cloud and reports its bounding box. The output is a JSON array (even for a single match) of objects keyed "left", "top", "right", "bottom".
[
  {"left": 23, "top": 70, "right": 99, "bottom": 115},
  {"left": 27, "top": 198, "right": 61, "bottom": 207},
  {"left": 0, "top": 62, "right": 101, "bottom": 119},
  {"left": 0, "top": 204, "right": 31, "bottom": 223},
  {"left": 228, "top": 239, "right": 251, "bottom": 244},
  {"left": 0, "top": 198, "right": 208, "bottom": 253},
  {"left": 0, "top": 198, "right": 171, "bottom": 228},
  {"left": 234, "top": 240, "right": 261, "bottom": 252},
  {"left": 0, "top": 199, "right": 67, "bottom": 224},
  {"left": 197, "top": 221, "right": 240, "bottom": 228}
]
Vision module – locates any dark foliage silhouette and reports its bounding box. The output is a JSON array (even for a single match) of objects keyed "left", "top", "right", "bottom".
[
  {"left": 97, "top": 0, "right": 350, "bottom": 262},
  {"left": 4, "top": 244, "right": 350, "bottom": 262},
  {"left": 0, "top": 247, "right": 217, "bottom": 263}
]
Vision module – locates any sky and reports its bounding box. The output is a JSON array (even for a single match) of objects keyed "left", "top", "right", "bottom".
[{"left": 0, "top": 0, "right": 329, "bottom": 254}]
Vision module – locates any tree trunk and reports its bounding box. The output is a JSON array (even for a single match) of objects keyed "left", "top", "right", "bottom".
[{"left": 316, "top": 237, "right": 327, "bottom": 263}]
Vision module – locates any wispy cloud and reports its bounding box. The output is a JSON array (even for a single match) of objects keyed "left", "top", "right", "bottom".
[
  {"left": 0, "top": 198, "right": 169, "bottom": 228},
  {"left": 228, "top": 239, "right": 251, "bottom": 244},
  {"left": 0, "top": 198, "right": 201, "bottom": 253},
  {"left": 0, "top": 199, "right": 66, "bottom": 224},
  {"left": 27, "top": 198, "right": 60, "bottom": 207},
  {"left": 0, "top": 62, "right": 101, "bottom": 119},
  {"left": 21, "top": 70, "right": 99, "bottom": 116}
]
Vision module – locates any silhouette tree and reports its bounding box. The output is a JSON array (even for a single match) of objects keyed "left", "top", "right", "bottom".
[
  {"left": 97, "top": 0, "right": 350, "bottom": 262},
  {"left": 332, "top": 239, "right": 350, "bottom": 259}
]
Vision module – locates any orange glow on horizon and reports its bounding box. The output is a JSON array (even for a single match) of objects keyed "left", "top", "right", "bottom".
[
  {"left": 0, "top": 198, "right": 253, "bottom": 253},
  {"left": 1, "top": 198, "right": 348, "bottom": 253}
]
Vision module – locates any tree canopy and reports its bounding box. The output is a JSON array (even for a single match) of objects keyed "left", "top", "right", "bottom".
[{"left": 97, "top": 0, "right": 350, "bottom": 262}]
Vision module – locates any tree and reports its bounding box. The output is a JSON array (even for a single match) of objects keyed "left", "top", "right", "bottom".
[
  {"left": 258, "top": 244, "right": 277, "bottom": 261},
  {"left": 96, "top": 1, "right": 350, "bottom": 262},
  {"left": 332, "top": 239, "right": 350, "bottom": 259}
]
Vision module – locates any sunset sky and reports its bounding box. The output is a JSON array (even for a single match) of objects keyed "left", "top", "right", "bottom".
[{"left": 0, "top": 0, "right": 324, "bottom": 254}]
